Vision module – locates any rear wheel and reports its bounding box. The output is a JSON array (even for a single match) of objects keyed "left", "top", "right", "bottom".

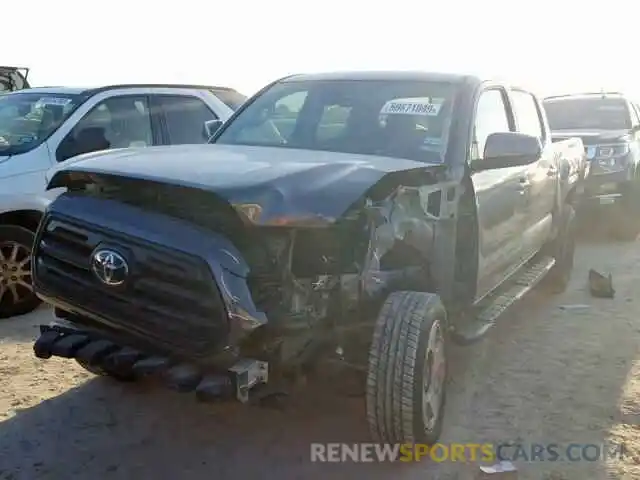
[
  {"left": 366, "top": 291, "right": 447, "bottom": 444},
  {"left": 0, "top": 225, "right": 41, "bottom": 319},
  {"left": 542, "top": 204, "right": 576, "bottom": 294}
]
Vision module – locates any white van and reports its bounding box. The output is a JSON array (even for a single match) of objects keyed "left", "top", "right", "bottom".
[{"left": 0, "top": 83, "right": 245, "bottom": 318}]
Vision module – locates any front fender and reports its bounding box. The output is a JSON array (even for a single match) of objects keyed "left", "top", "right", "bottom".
[{"left": 0, "top": 189, "right": 64, "bottom": 215}]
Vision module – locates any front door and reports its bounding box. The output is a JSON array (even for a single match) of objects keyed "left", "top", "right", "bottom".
[{"left": 471, "top": 87, "right": 529, "bottom": 301}]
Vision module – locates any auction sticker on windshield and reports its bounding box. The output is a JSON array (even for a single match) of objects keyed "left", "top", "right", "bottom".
[{"left": 380, "top": 97, "right": 443, "bottom": 116}]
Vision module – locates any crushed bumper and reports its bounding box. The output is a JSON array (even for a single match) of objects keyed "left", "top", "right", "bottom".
[{"left": 34, "top": 322, "right": 269, "bottom": 403}]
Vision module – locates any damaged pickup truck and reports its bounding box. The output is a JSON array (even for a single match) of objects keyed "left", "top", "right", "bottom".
[{"left": 32, "top": 72, "right": 581, "bottom": 445}]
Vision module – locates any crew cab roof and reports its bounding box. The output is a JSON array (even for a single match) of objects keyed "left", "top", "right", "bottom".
[
  {"left": 544, "top": 92, "right": 627, "bottom": 102},
  {"left": 281, "top": 70, "right": 476, "bottom": 84}
]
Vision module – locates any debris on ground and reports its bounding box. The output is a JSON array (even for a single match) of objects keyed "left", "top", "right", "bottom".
[
  {"left": 558, "top": 304, "right": 590, "bottom": 311},
  {"left": 588, "top": 269, "right": 615, "bottom": 298},
  {"left": 475, "top": 460, "right": 518, "bottom": 479}
]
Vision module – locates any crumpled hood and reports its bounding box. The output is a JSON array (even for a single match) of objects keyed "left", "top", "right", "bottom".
[
  {"left": 48, "top": 144, "right": 442, "bottom": 224},
  {"left": 550, "top": 129, "right": 630, "bottom": 145}
]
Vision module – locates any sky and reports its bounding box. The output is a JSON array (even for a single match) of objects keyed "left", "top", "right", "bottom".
[{"left": 5, "top": 0, "right": 639, "bottom": 99}]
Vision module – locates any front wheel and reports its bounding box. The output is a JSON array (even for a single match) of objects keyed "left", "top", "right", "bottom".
[
  {"left": 0, "top": 225, "right": 41, "bottom": 319},
  {"left": 366, "top": 291, "right": 447, "bottom": 444}
]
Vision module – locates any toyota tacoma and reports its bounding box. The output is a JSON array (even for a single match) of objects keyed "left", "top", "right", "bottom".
[{"left": 32, "top": 72, "right": 582, "bottom": 445}]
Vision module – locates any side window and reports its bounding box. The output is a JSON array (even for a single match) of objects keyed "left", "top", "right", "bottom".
[
  {"left": 472, "top": 89, "right": 512, "bottom": 161},
  {"left": 510, "top": 90, "right": 544, "bottom": 140},
  {"left": 57, "top": 95, "right": 152, "bottom": 162},
  {"left": 236, "top": 91, "right": 309, "bottom": 143},
  {"left": 271, "top": 91, "right": 307, "bottom": 139},
  {"left": 157, "top": 95, "right": 219, "bottom": 145}
]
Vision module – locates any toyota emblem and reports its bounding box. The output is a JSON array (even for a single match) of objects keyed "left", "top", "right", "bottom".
[{"left": 91, "top": 249, "right": 129, "bottom": 286}]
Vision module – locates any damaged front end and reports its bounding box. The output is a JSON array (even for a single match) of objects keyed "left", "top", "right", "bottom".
[{"left": 33, "top": 167, "right": 446, "bottom": 403}]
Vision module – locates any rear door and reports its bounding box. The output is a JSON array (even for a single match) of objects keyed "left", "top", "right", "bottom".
[
  {"left": 151, "top": 94, "right": 221, "bottom": 145},
  {"left": 508, "top": 88, "right": 555, "bottom": 260},
  {"left": 471, "top": 86, "right": 530, "bottom": 300}
]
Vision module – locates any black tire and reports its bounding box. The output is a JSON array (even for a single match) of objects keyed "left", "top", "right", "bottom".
[
  {"left": 366, "top": 291, "right": 447, "bottom": 444},
  {"left": 75, "top": 358, "right": 137, "bottom": 382},
  {"left": 0, "top": 225, "right": 41, "bottom": 319},
  {"left": 542, "top": 204, "right": 576, "bottom": 294}
]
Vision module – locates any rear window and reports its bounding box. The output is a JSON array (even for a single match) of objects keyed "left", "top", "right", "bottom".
[
  {"left": 543, "top": 97, "right": 631, "bottom": 130},
  {"left": 211, "top": 88, "right": 247, "bottom": 110}
]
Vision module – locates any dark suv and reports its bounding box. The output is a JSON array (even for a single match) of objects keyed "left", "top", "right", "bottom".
[{"left": 543, "top": 92, "right": 640, "bottom": 237}]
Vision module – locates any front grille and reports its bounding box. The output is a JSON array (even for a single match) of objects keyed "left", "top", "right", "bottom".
[{"left": 34, "top": 215, "right": 229, "bottom": 357}]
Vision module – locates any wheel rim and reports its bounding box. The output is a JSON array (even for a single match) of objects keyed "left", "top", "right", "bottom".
[
  {"left": 422, "top": 319, "right": 446, "bottom": 431},
  {"left": 0, "top": 241, "right": 33, "bottom": 307}
]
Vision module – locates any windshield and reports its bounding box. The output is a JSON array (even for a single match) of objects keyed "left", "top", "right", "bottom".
[
  {"left": 544, "top": 97, "right": 632, "bottom": 131},
  {"left": 0, "top": 92, "right": 83, "bottom": 155},
  {"left": 214, "top": 79, "right": 457, "bottom": 163}
]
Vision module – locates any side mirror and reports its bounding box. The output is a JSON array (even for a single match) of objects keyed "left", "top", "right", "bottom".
[
  {"left": 472, "top": 132, "right": 541, "bottom": 172},
  {"left": 204, "top": 119, "right": 223, "bottom": 140}
]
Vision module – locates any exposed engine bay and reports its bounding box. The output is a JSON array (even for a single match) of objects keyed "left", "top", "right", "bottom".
[{"left": 56, "top": 170, "right": 446, "bottom": 378}]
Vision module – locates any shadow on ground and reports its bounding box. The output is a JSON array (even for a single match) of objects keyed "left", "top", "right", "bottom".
[
  {"left": 0, "top": 373, "right": 440, "bottom": 480},
  {"left": 0, "top": 305, "right": 48, "bottom": 344}
]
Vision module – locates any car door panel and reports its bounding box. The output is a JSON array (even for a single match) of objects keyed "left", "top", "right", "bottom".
[
  {"left": 471, "top": 87, "right": 529, "bottom": 301},
  {"left": 509, "top": 89, "right": 555, "bottom": 259},
  {"left": 474, "top": 165, "right": 529, "bottom": 300}
]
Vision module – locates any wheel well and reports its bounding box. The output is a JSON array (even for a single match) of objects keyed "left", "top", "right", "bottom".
[{"left": 0, "top": 210, "right": 42, "bottom": 233}]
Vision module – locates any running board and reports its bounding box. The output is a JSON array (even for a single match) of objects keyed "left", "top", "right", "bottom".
[{"left": 451, "top": 256, "right": 556, "bottom": 346}]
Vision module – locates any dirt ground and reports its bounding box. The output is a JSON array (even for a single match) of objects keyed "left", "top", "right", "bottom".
[{"left": 1, "top": 235, "right": 640, "bottom": 479}]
